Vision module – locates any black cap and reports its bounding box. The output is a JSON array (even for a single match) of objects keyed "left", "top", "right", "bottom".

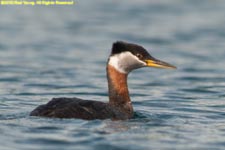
[{"left": 111, "top": 41, "right": 153, "bottom": 60}]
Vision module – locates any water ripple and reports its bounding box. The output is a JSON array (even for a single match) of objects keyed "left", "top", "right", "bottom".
[{"left": 1, "top": 1, "right": 225, "bottom": 150}]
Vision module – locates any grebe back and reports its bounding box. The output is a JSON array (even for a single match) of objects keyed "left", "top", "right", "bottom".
[{"left": 30, "top": 41, "right": 176, "bottom": 120}]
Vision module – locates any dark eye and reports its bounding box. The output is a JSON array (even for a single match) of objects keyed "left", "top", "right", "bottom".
[{"left": 136, "top": 53, "right": 143, "bottom": 59}]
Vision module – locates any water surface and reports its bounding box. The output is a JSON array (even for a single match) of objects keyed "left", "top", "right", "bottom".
[{"left": 1, "top": 0, "right": 225, "bottom": 150}]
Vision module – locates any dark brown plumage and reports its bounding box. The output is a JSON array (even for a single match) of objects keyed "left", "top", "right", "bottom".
[{"left": 30, "top": 98, "right": 115, "bottom": 120}]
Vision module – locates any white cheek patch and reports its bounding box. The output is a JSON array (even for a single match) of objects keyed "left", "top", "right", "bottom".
[{"left": 108, "top": 52, "right": 146, "bottom": 74}]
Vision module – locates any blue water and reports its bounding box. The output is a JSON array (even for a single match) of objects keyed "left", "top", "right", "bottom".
[{"left": 1, "top": 0, "right": 225, "bottom": 149}]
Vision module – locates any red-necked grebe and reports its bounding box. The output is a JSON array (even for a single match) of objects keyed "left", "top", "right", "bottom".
[{"left": 30, "top": 41, "right": 176, "bottom": 120}]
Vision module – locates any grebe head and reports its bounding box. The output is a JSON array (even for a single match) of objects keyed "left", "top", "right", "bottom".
[{"left": 108, "top": 41, "right": 176, "bottom": 74}]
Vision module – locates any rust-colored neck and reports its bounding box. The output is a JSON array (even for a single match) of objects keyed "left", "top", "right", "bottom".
[{"left": 107, "top": 64, "right": 133, "bottom": 118}]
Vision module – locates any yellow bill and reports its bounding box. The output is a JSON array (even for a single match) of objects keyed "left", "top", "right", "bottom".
[{"left": 145, "top": 58, "right": 177, "bottom": 69}]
